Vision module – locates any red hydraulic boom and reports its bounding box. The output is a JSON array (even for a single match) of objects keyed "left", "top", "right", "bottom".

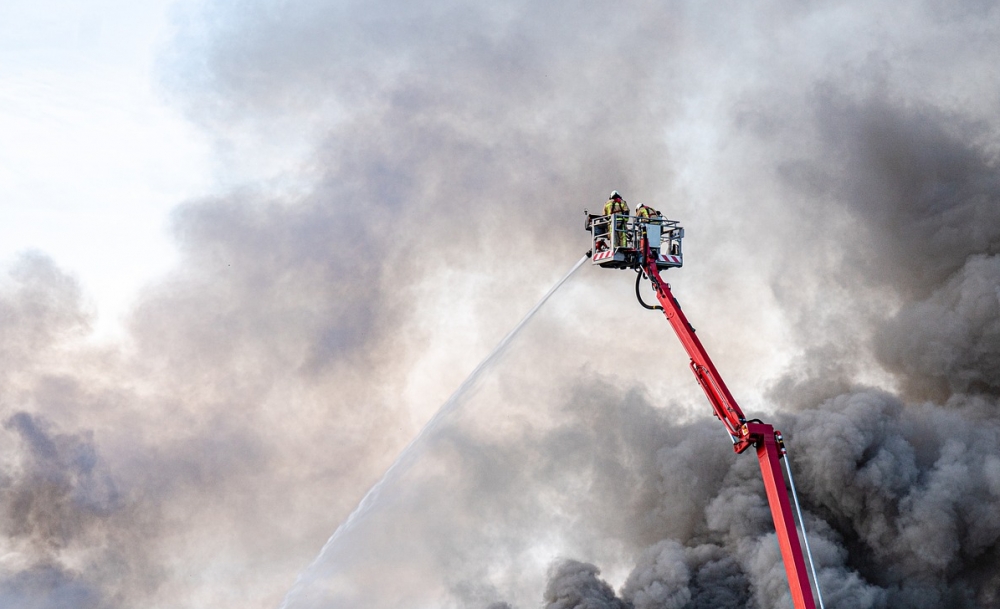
[{"left": 584, "top": 207, "right": 817, "bottom": 609}]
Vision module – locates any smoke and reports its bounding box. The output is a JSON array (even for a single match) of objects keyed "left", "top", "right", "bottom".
[
  {"left": 544, "top": 560, "right": 630, "bottom": 609},
  {"left": 3, "top": 0, "right": 1000, "bottom": 607},
  {"left": 0, "top": 257, "right": 162, "bottom": 607}
]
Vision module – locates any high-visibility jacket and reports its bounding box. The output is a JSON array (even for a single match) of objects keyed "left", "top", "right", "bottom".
[
  {"left": 604, "top": 198, "right": 629, "bottom": 247},
  {"left": 604, "top": 198, "right": 629, "bottom": 216},
  {"left": 636, "top": 204, "right": 660, "bottom": 219}
]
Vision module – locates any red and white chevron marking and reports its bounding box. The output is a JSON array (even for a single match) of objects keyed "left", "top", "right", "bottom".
[
  {"left": 593, "top": 250, "right": 614, "bottom": 261},
  {"left": 658, "top": 254, "right": 682, "bottom": 264}
]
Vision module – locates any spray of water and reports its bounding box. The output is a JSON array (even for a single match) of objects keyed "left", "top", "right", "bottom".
[{"left": 278, "top": 254, "right": 590, "bottom": 609}]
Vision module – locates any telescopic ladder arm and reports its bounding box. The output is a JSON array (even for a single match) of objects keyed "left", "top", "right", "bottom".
[{"left": 639, "top": 243, "right": 817, "bottom": 609}]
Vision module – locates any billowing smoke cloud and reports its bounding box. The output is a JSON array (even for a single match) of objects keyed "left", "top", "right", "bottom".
[
  {"left": 3, "top": 0, "right": 1000, "bottom": 608},
  {"left": 544, "top": 560, "right": 629, "bottom": 609}
]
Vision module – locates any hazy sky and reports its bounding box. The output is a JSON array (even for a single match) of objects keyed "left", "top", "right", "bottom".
[{"left": 0, "top": 0, "right": 208, "bottom": 337}]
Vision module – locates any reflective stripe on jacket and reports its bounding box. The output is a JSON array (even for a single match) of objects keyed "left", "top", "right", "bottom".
[
  {"left": 604, "top": 199, "right": 629, "bottom": 215},
  {"left": 636, "top": 205, "right": 660, "bottom": 219}
]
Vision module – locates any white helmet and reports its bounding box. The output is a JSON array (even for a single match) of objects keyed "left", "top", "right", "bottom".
[{"left": 610, "top": 190, "right": 621, "bottom": 199}]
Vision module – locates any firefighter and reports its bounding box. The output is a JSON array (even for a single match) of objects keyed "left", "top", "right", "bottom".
[
  {"left": 604, "top": 190, "right": 629, "bottom": 216},
  {"left": 636, "top": 203, "right": 661, "bottom": 220},
  {"left": 635, "top": 203, "right": 662, "bottom": 257},
  {"left": 604, "top": 191, "right": 629, "bottom": 247}
]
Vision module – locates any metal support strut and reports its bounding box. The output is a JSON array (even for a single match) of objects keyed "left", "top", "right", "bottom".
[{"left": 782, "top": 443, "right": 826, "bottom": 609}]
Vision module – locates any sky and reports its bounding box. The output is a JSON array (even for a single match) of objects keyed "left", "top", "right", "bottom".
[
  {"left": 0, "top": 0, "right": 214, "bottom": 337},
  {"left": 2, "top": 1, "right": 1000, "bottom": 608}
]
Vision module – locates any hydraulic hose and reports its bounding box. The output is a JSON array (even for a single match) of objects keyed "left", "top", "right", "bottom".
[{"left": 635, "top": 270, "right": 663, "bottom": 311}]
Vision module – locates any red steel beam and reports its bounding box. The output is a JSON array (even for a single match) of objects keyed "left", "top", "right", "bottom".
[
  {"left": 750, "top": 422, "right": 817, "bottom": 609},
  {"left": 642, "top": 250, "right": 817, "bottom": 609}
]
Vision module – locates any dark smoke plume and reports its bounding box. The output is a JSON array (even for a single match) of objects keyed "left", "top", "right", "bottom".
[
  {"left": 4, "top": 0, "right": 1000, "bottom": 608},
  {"left": 544, "top": 560, "right": 629, "bottom": 609}
]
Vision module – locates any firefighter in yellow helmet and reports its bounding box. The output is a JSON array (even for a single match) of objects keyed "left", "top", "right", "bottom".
[{"left": 604, "top": 191, "right": 629, "bottom": 248}]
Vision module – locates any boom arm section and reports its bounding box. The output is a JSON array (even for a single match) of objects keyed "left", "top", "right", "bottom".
[{"left": 639, "top": 242, "right": 817, "bottom": 609}]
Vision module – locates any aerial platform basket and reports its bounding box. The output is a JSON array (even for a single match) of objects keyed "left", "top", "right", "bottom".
[{"left": 585, "top": 212, "right": 684, "bottom": 270}]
